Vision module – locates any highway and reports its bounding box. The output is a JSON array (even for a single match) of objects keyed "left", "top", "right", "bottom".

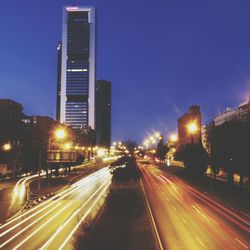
[
  {"left": 138, "top": 162, "right": 250, "bottom": 250},
  {"left": 0, "top": 167, "right": 111, "bottom": 250}
]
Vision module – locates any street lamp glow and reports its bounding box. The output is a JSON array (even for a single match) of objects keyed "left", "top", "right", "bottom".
[
  {"left": 55, "top": 129, "right": 66, "bottom": 139},
  {"left": 63, "top": 143, "right": 71, "bottom": 150},
  {"left": 97, "top": 148, "right": 105, "bottom": 157},
  {"left": 2, "top": 143, "right": 11, "bottom": 151},
  {"left": 169, "top": 134, "right": 178, "bottom": 142},
  {"left": 154, "top": 132, "right": 160, "bottom": 138},
  {"left": 187, "top": 122, "right": 198, "bottom": 134}
]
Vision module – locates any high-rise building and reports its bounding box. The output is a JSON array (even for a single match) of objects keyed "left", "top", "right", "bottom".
[
  {"left": 95, "top": 80, "right": 111, "bottom": 148},
  {"left": 57, "top": 6, "right": 96, "bottom": 130},
  {"left": 56, "top": 42, "right": 62, "bottom": 122}
]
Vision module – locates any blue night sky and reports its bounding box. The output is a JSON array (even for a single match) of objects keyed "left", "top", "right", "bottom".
[{"left": 0, "top": 0, "right": 250, "bottom": 143}]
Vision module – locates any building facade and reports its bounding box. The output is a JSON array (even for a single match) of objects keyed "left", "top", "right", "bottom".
[
  {"left": 95, "top": 80, "right": 111, "bottom": 147},
  {"left": 202, "top": 96, "right": 250, "bottom": 156},
  {"left": 57, "top": 6, "right": 96, "bottom": 130},
  {"left": 213, "top": 107, "right": 237, "bottom": 126},
  {"left": 0, "top": 99, "right": 24, "bottom": 145},
  {"left": 178, "top": 105, "right": 202, "bottom": 146}
]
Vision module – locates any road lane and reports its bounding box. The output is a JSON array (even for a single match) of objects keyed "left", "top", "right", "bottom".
[
  {"left": 138, "top": 162, "right": 250, "bottom": 250},
  {"left": 0, "top": 167, "right": 111, "bottom": 250}
]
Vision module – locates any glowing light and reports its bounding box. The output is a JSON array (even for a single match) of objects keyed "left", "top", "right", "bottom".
[
  {"left": 169, "top": 134, "right": 178, "bottom": 142},
  {"left": 55, "top": 129, "right": 65, "bottom": 139},
  {"left": 66, "top": 6, "right": 79, "bottom": 11},
  {"left": 155, "top": 132, "right": 160, "bottom": 138},
  {"left": 187, "top": 122, "right": 198, "bottom": 134},
  {"left": 97, "top": 148, "right": 105, "bottom": 157},
  {"left": 2, "top": 143, "right": 11, "bottom": 151},
  {"left": 63, "top": 143, "right": 71, "bottom": 150}
]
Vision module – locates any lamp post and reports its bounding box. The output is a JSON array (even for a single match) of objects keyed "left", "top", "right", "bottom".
[
  {"left": 49, "top": 129, "right": 66, "bottom": 150},
  {"left": 45, "top": 128, "right": 67, "bottom": 188}
]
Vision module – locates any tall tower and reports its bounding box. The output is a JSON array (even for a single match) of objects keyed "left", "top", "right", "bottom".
[
  {"left": 56, "top": 42, "right": 62, "bottom": 122},
  {"left": 95, "top": 80, "right": 111, "bottom": 148},
  {"left": 58, "top": 6, "right": 96, "bottom": 129}
]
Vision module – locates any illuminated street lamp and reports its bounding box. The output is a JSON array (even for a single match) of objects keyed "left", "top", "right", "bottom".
[
  {"left": 187, "top": 122, "right": 198, "bottom": 134},
  {"left": 187, "top": 122, "right": 198, "bottom": 144},
  {"left": 1, "top": 143, "right": 17, "bottom": 178},
  {"left": 63, "top": 143, "right": 72, "bottom": 150},
  {"left": 97, "top": 148, "right": 105, "bottom": 157},
  {"left": 154, "top": 132, "right": 160, "bottom": 138},
  {"left": 169, "top": 134, "right": 178, "bottom": 143},
  {"left": 48, "top": 128, "right": 67, "bottom": 151},
  {"left": 55, "top": 129, "right": 66, "bottom": 139},
  {"left": 2, "top": 143, "right": 11, "bottom": 151}
]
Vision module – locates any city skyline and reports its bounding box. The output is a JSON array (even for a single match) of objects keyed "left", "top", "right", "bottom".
[
  {"left": 0, "top": 0, "right": 250, "bottom": 142},
  {"left": 0, "top": 2, "right": 249, "bottom": 249}
]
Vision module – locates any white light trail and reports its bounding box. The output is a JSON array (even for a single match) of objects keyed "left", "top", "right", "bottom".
[
  {"left": 58, "top": 181, "right": 111, "bottom": 250},
  {"left": 12, "top": 203, "right": 72, "bottom": 250},
  {"left": 40, "top": 178, "right": 111, "bottom": 250},
  {"left": 0, "top": 168, "right": 109, "bottom": 234}
]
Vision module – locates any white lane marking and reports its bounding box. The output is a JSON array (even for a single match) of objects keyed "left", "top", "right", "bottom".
[
  {"left": 196, "top": 236, "right": 205, "bottom": 248},
  {"left": 140, "top": 180, "right": 164, "bottom": 250},
  {"left": 235, "top": 238, "right": 248, "bottom": 249}
]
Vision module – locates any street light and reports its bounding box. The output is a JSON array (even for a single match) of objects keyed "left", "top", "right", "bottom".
[
  {"left": 48, "top": 128, "right": 67, "bottom": 151},
  {"left": 55, "top": 129, "right": 66, "bottom": 139},
  {"left": 169, "top": 134, "right": 178, "bottom": 143},
  {"left": 2, "top": 143, "right": 11, "bottom": 151},
  {"left": 1, "top": 143, "right": 17, "bottom": 178},
  {"left": 97, "top": 148, "right": 105, "bottom": 157},
  {"left": 154, "top": 132, "right": 160, "bottom": 138},
  {"left": 187, "top": 122, "right": 198, "bottom": 134},
  {"left": 187, "top": 122, "right": 198, "bottom": 144},
  {"left": 63, "top": 143, "right": 72, "bottom": 150}
]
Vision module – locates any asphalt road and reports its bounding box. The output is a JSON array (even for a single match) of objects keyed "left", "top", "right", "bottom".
[
  {"left": 138, "top": 161, "right": 250, "bottom": 250},
  {"left": 0, "top": 167, "right": 111, "bottom": 250}
]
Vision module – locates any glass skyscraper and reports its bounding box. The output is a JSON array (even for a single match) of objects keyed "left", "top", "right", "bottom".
[{"left": 57, "top": 6, "right": 96, "bottom": 130}]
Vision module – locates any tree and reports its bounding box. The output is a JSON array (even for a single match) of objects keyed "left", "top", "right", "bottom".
[
  {"left": 156, "top": 136, "right": 169, "bottom": 161},
  {"left": 124, "top": 140, "right": 137, "bottom": 154},
  {"left": 176, "top": 142, "right": 209, "bottom": 176},
  {"left": 210, "top": 121, "right": 250, "bottom": 186}
]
